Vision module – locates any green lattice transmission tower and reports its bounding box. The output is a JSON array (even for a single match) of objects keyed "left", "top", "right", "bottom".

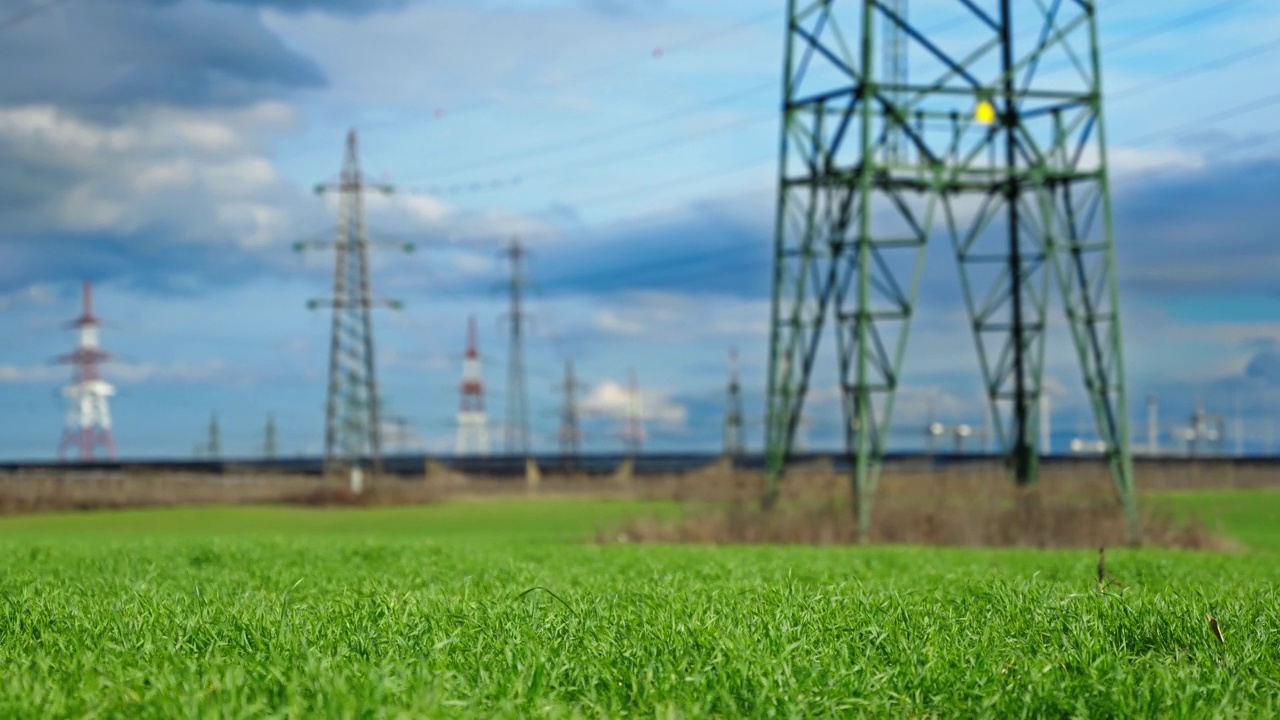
[
  {"left": 764, "top": 1, "right": 1137, "bottom": 538},
  {"left": 297, "top": 129, "right": 413, "bottom": 478}
]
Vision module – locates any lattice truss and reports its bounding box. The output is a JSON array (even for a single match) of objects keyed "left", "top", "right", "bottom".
[{"left": 764, "top": 0, "right": 1135, "bottom": 531}]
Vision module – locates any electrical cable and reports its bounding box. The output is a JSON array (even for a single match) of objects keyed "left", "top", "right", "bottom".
[
  {"left": 420, "top": 2, "right": 1265, "bottom": 226},
  {"left": 1100, "top": 0, "right": 1258, "bottom": 55},
  {"left": 423, "top": 81, "right": 775, "bottom": 183},
  {"left": 1122, "top": 89, "right": 1280, "bottom": 147},
  {"left": 1109, "top": 34, "right": 1280, "bottom": 102},
  {"left": 392, "top": 8, "right": 778, "bottom": 129}
]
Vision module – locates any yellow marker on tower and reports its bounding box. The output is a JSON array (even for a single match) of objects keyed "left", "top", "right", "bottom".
[{"left": 975, "top": 99, "right": 996, "bottom": 125}]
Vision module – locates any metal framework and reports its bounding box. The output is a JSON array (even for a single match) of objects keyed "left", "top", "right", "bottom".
[
  {"left": 623, "top": 368, "right": 645, "bottom": 456},
  {"left": 456, "top": 315, "right": 491, "bottom": 456},
  {"left": 207, "top": 412, "right": 221, "bottom": 460},
  {"left": 56, "top": 280, "right": 117, "bottom": 461},
  {"left": 764, "top": 0, "right": 1136, "bottom": 537},
  {"left": 265, "top": 413, "right": 278, "bottom": 459},
  {"left": 502, "top": 238, "right": 532, "bottom": 456},
  {"left": 558, "top": 359, "right": 582, "bottom": 464},
  {"left": 298, "top": 129, "right": 412, "bottom": 478},
  {"left": 725, "top": 347, "right": 746, "bottom": 460}
]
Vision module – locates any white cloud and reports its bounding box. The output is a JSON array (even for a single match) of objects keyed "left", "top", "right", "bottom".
[
  {"left": 1108, "top": 145, "right": 1205, "bottom": 181},
  {"left": 262, "top": 5, "right": 727, "bottom": 113},
  {"left": 102, "top": 361, "right": 229, "bottom": 384},
  {"left": 0, "top": 101, "right": 307, "bottom": 250},
  {"left": 0, "top": 283, "right": 56, "bottom": 312},
  {"left": 0, "top": 360, "right": 228, "bottom": 385},
  {"left": 0, "top": 365, "right": 64, "bottom": 383},
  {"left": 593, "top": 309, "right": 644, "bottom": 336},
  {"left": 589, "top": 291, "right": 769, "bottom": 340},
  {"left": 582, "top": 379, "right": 687, "bottom": 428}
]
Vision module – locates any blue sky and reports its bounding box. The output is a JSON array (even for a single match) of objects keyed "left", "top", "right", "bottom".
[{"left": 3, "top": 0, "right": 1280, "bottom": 460}]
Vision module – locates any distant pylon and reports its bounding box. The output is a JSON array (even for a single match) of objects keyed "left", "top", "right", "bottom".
[
  {"left": 56, "top": 280, "right": 117, "bottom": 462},
  {"left": 558, "top": 359, "right": 582, "bottom": 464},
  {"left": 623, "top": 368, "right": 645, "bottom": 456},
  {"left": 208, "top": 413, "right": 221, "bottom": 459},
  {"left": 456, "top": 315, "right": 491, "bottom": 456},
  {"left": 724, "top": 348, "right": 745, "bottom": 460},
  {"left": 501, "top": 237, "right": 531, "bottom": 456},
  {"left": 264, "top": 413, "right": 277, "bottom": 459},
  {"left": 1147, "top": 395, "right": 1159, "bottom": 455},
  {"left": 296, "top": 129, "right": 412, "bottom": 478}
]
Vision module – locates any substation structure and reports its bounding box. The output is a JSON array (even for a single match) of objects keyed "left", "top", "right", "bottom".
[
  {"left": 763, "top": 0, "right": 1138, "bottom": 536},
  {"left": 297, "top": 129, "right": 413, "bottom": 478}
]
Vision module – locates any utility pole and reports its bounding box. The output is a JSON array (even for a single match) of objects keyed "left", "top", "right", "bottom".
[
  {"left": 296, "top": 129, "right": 412, "bottom": 479},
  {"left": 724, "top": 347, "right": 745, "bottom": 461},
  {"left": 264, "top": 413, "right": 277, "bottom": 459},
  {"left": 558, "top": 359, "right": 582, "bottom": 466},
  {"left": 764, "top": 2, "right": 1138, "bottom": 538},
  {"left": 501, "top": 237, "right": 531, "bottom": 457},
  {"left": 623, "top": 368, "right": 645, "bottom": 457}
]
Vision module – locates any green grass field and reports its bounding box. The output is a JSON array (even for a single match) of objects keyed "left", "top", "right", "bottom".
[{"left": 1, "top": 492, "right": 1277, "bottom": 718}]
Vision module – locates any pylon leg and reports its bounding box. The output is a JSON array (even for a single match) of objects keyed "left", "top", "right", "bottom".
[{"left": 764, "top": 2, "right": 933, "bottom": 536}]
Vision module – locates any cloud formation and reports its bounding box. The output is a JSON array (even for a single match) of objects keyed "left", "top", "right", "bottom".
[
  {"left": 0, "top": 0, "right": 331, "bottom": 113},
  {"left": 582, "top": 379, "right": 687, "bottom": 428}
]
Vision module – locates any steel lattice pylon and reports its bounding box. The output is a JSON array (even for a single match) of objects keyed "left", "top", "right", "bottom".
[
  {"left": 558, "top": 359, "right": 582, "bottom": 465},
  {"left": 764, "top": 0, "right": 1137, "bottom": 538},
  {"left": 298, "top": 129, "right": 412, "bottom": 478},
  {"left": 725, "top": 347, "right": 746, "bottom": 461},
  {"left": 502, "top": 238, "right": 532, "bottom": 457}
]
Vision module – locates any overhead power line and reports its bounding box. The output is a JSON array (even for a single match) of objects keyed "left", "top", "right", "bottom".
[
  {"left": 439, "top": 9, "right": 776, "bottom": 119},
  {"left": 1100, "top": 0, "right": 1258, "bottom": 55},
  {"left": 1110, "top": 35, "right": 1280, "bottom": 102},
  {"left": 425, "top": 81, "right": 774, "bottom": 183},
  {"left": 1123, "top": 90, "right": 1280, "bottom": 147},
  {"left": 426, "top": 2, "right": 1257, "bottom": 202}
]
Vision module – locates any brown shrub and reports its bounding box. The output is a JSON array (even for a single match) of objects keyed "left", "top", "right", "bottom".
[
  {"left": 603, "top": 481, "right": 1238, "bottom": 551},
  {"left": 0, "top": 471, "right": 441, "bottom": 515}
]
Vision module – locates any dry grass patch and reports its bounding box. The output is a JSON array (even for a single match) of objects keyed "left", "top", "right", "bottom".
[
  {"left": 0, "top": 471, "right": 440, "bottom": 514},
  {"left": 605, "top": 471, "right": 1238, "bottom": 550}
]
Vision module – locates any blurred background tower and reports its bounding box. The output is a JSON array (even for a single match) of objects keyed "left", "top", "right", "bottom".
[
  {"left": 763, "top": 1, "right": 1137, "bottom": 537},
  {"left": 558, "top": 360, "right": 582, "bottom": 466},
  {"left": 623, "top": 368, "right": 645, "bottom": 456},
  {"left": 724, "top": 347, "right": 745, "bottom": 460},
  {"left": 502, "top": 237, "right": 531, "bottom": 457},
  {"left": 455, "top": 315, "right": 491, "bottom": 456},
  {"left": 298, "top": 129, "right": 411, "bottom": 478},
  {"left": 882, "top": 0, "right": 908, "bottom": 164},
  {"left": 207, "top": 413, "right": 221, "bottom": 460},
  {"left": 56, "top": 280, "right": 117, "bottom": 461},
  {"left": 264, "top": 413, "right": 278, "bottom": 460}
]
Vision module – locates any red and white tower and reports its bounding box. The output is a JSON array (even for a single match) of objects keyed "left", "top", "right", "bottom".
[
  {"left": 623, "top": 367, "right": 645, "bottom": 455},
  {"left": 56, "top": 280, "right": 117, "bottom": 461},
  {"left": 455, "top": 315, "right": 490, "bottom": 456}
]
